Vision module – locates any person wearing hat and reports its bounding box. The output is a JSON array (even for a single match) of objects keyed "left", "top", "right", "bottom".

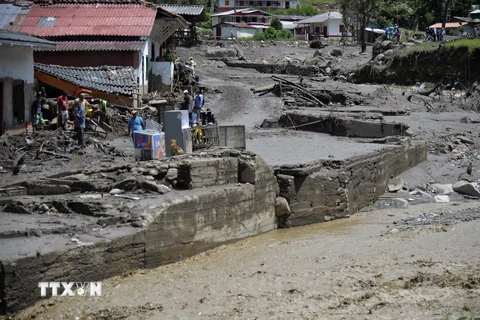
[
  {"left": 181, "top": 90, "right": 191, "bottom": 111},
  {"left": 127, "top": 110, "right": 144, "bottom": 142}
]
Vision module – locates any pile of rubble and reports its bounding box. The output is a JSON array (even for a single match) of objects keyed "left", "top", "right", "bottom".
[{"left": 0, "top": 130, "right": 126, "bottom": 175}]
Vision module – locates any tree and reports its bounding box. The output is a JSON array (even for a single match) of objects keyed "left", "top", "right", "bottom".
[
  {"left": 338, "top": 0, "right": 384, "bottom": 53},
  {"left": 270, "top": 17, "right": 283, "bottom": 31}
]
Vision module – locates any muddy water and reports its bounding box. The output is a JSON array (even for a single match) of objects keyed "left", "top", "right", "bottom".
[{"left": 16, "top": 201, "right": 480, "bottom": 320}]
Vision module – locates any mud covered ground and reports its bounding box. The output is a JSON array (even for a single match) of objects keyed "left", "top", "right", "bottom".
[
  {"left": 6, "top": 41, "right": 480, "bottom": 318},
  {"left": 15, "top": 201, "right": 480, "bottom": 319}
]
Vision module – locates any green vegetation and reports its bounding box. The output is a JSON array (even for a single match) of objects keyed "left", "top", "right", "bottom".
[
  {"left": 446, "top": 38, "right": 480, "bottom": 51},
  {"left": 268, "top": 4, "right": 318, "bottom": 16},
  {"left": 270, "top": 17, "right": 283, "bottom": 30},
  {"left": 252, "top": 26, "right": 293, "bottom": 40}
]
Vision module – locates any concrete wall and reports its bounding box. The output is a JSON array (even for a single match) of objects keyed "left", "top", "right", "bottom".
[
  {"left": 221, "top": 26, "right": 260, "bottom": 39},
  {"left": 151, "top": 61, "right": 174, "bottom": 86},
  {"left": 0, "top": 46, "right": 35, "bottom": 126},
  {"left": 218, "top": 125, "right": 246, "bottom": 149},
  {"left": 0, "top": 152, "right": 278, "bottom": 314},
  {"left": 276, "top": 140, "right": 427, "bottom": 226}
]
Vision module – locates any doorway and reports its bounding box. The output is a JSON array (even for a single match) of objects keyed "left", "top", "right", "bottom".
[
  {"left": 323, "top": 26, "right": 328, "bottom": 38},
  {"left": 12, "top": 80, "right": 25, "bottom": 123}
]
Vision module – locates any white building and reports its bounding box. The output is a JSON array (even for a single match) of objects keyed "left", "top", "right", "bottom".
[
  {"left": 295, "top": 12, "right": 346, "bottom": 40},
  {"left": 0, "top": 29, "right": 56, "bottom": 134},
  {"left": 217, "top": 0, "right": 299, "bottom": 12},
  {"left": 211, "top": 8, "right": 274, "bottom": 39}
]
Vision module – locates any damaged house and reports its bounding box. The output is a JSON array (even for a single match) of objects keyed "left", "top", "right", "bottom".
[
  {"left": 0, "top": 29, "right": 55, "bottom": 135},
  {"left": 17, "top": 0, "right": 189, "bottom": 105}
]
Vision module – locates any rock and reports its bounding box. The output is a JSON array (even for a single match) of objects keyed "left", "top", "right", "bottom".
[
  {"left": 392, "top": 198, "right": 409, "bottom": 208},
  {"left": 381, "top": 40, "right": 392, "bottom": 48},
  {"left": 460, "top": 116, "right": 473, "bottom": 123},
  {"left": 148, "top": 169, "right": 159, "bottom": 177},
  {"left": 205, "top": 47, "right": 237, "bottom": 58},
  {"left": 158, "top": 184, "right": 170, "bottom": 194},
  {"left": 275, "top": 197, "right": 291, "bottom": 217},
  {"left": 109, "top": 188, "right": 123, "bottom": 195},
  {"left": 330, "top": 49, "right": 342, "bottom": 57},
  {"left": 390, "top": 228, "right": 399, "bottom": 233},
  {"left": 383, "top": 49, "right": 394, "bottom": 59},
  {"left": 166, "top": 168, "right": 178, "bottom": 181},
  {"left": 216, "top": 61, "right": 227, "bottom": 68},
  {"left": 434, "top": 195, "right": 450, "bottom": 203},
  {"left": 39, "top": 204, "right": 49, "bottom": 212},
  {"left": 458, "top": 136, "right": 474, "bottom": 145},
  {"left": 144, "top": 175, "right": 155, "bottom": 181},
  {"left": 374, "top": 53, "right": 385, "bottom": 62},
  {"left": 453, "top": 181, "right": 480, "bottom": 197},
  {"left": 65, "top": 173, "right": 89, "bottom": 181},
  {"left": 4, "top": 203, "right": 30, "bottom": 214},
  {"left": 429, "top": 183, "right": 453, "bottom": 195},
  {"left": 313, "top": 50, "right": 323, "bottom": 57},
  {"left": 388, "top": 178, "right": 404, "bottom": 192},
  {"left": 139, "top": 180, "right": 162, "bottom": 193}
]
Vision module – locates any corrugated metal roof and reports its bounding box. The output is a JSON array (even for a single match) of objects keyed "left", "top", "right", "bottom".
[
  {"left": 0, "top": 28, "right": 56, "bottom": 47},
  {"left": 34, "top": 63, "right": 138, "bottom": 95},
  {"left": 297, "top": 11, "right": 342, "bottom": 24},
  {"left": 35, "top": 40, "right": 146, "bottom": 51},
  {"left": 159, "top": 4, "right": 204, "bottom": 16},
  {"left": 0, "top": 3, "right": 31, "bottom": 31},
  {"left": 211, "top": 8, "right": 272, "bottom": 17},
  {"left": 19, "top": 3, "right": 156, "bottom": 37}
]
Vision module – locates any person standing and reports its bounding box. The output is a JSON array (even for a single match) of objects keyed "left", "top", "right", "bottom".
[
  {"left": 74, "top": 95, "right": 86, "bottom": 147},
  {"left": 32, "top": 93, "right": 43, "bottom": 131},
  {"left": 181, "top": 90, "right": 191, "bottom": 111},
  {"left": 57, "top": 91, "right": 69, "bottom": 130},
  {"left": 127, "top": 110, "right": 144, "bottom": 143}
]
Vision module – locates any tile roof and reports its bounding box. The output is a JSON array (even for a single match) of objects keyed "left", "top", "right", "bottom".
[
  {"left": 35, "top": 40, "right": 146, "bottom": 51},
  {"left": 0, "top": 28, "right": 56, "bottom": 47},
  {"left": 34, "top": 63, "right": 138, "bottom": 95},
  {"left": 159, "top": 4, "right": 204, "bottom": 16},
  {"left": 0, "top": 3, "right": 31, "bottom": 31},
  {"left": 19, "top": 3, "right": 157, "bottom": 37}
]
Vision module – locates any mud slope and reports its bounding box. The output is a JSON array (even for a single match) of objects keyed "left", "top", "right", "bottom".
[{"left": 354, "top": 45, "right": 480, "bottom": 85}]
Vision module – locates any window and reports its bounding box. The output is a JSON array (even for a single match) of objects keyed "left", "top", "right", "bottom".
[
  {"left": 225, "top": 0, "right": 230, "bottom": 5},
  {"left": 239, "top": 1, "right": 244, "bottom": 5},
  {"left": 339, "top": 25, "right": 345, "bottom": 32},
  {"left": 267, "top": 1, "right": 271, "bottom": 5}
]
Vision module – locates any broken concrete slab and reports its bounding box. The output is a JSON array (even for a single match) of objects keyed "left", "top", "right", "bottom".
[
  {"left": 429, "top": 183, "right": 454, "bottom": 195},
  {"left": 26, "top": 183, "right": 70, "bottom": 195},
  {"left": 3, "top": 203, "right": 30, "bottom": 214},
  {"left": 388, "top": 178, "right": 404, "bottom": 192},
  {"left": 453, "top": 181, "right": 480, "bottom": 197}
]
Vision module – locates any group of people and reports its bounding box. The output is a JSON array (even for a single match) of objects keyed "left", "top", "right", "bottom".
[
  {"left": 385, "top": 24, "right": 401, "bottom": 42},
  {"left": 31, "top": 91, "right": 90, "bottom": 148},
  {"left": 181, "top": 89, "right": 216, "bottom": 126},
  {"left": 426, "top": 27, "right": 446, "bottom": 42}
]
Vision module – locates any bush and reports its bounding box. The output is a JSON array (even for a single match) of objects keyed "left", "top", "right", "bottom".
[
  {"left": 252, "top": 32, "right": 266, "bottom": 41},
  {"left": 264, "top": 27, "right": 278, "bottom": 40},
  {"left": 271, "top": 17, "right": 283, "bottom": 31},
  {"left": 277, "top": 29, "right": 292, "bottom": 39}
]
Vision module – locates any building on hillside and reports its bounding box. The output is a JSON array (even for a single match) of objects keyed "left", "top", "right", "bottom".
[
  {"left": 211, "top": 8, "right": 274, "bottom": 39},
  {"left": 212, "top": 21, "right": 263, "bottom": 39},
  {"left": 159, "top": 4, "right": 206, "bottom": 44},
  {"left": 295, "top": 12, "right": 346, "bottom": 40},
  {"left": 0, "top": 29, "right": 55, "bottom": 135},
  {"left": 218, "top": 0, "right": 299, "bottom": 12},
  {"left": 17, "top": 0, "right": 189, "bottom": 100}
]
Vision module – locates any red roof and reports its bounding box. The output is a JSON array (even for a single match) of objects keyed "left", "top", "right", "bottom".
[
  {"left": 35, "top": 40, "right": 146, "bottom": 51},
  {"left": 19, "top": 3, "right": 157, "bottom": 37}
]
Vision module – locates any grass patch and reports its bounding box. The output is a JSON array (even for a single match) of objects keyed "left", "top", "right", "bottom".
[{"left": 446, "top": 38, "right": 480, "bottom": 51}]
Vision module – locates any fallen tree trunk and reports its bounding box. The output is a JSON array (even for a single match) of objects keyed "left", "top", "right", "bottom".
[{"left": 271, "top": 75, "right": 326, "bottom": 107}]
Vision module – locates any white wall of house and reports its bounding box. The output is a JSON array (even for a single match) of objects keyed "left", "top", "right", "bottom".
[
  {"left": 305, "top": 19, "right": 344, "bottom": 38},
  {"left": 151, "top": 62, "right": 174, "bottom": 87},
  {"left": 0, "top": 46, "right": 34, "bottom": 82},
  {"left": 221, "top": 26, "right": 261, "bottom": 39},
  {"left": 0, "top": 46, "right": 35, "bottom": 126},
  {"left": 137, "top": 40, "right": 150, "bottom": 96}
]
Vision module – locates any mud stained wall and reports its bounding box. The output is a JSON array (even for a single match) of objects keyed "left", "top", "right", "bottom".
[
  {"left": 1, "top": 233, "right": 146, "bottom": 314},
  {"left": 0, "top": 154, "right": 278, "bottom": 315},
  {"left": 355, "top": 46, "right": 480, "bottom": 85},
  {"left": 276, "top": 141, "right": 427, "bottom": 226},
  {"left": 145, "top": 156, "right": 277, "bottom": 268}
]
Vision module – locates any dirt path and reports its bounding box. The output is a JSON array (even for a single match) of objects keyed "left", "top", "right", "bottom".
[{"left": 16, "top": 201, "right": 480, "bottom": 319}]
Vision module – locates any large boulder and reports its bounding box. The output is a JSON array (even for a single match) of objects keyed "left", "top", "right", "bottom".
[
  {"left": 205, "top": 47, "right": 237, "bottom": 58},
  {"left": 387, "top": 178, "right": 404, "bottom": 192},
  {"left": 429, "top": 183, "right": 454, "bottom": 195},
  {"left": 275, "top": 197, "right": 291, "bottom": 217},
  {"left": 453, "top": 181, "right": 480, "bottom": 197}
]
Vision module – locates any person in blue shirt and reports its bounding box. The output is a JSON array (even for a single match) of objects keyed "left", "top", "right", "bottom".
[
  {"left": 74, "top": 95, "right": 86, "bottom": 147},
  {"left": 127, "top": 110, "right": 144, "bottom": 142}
]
